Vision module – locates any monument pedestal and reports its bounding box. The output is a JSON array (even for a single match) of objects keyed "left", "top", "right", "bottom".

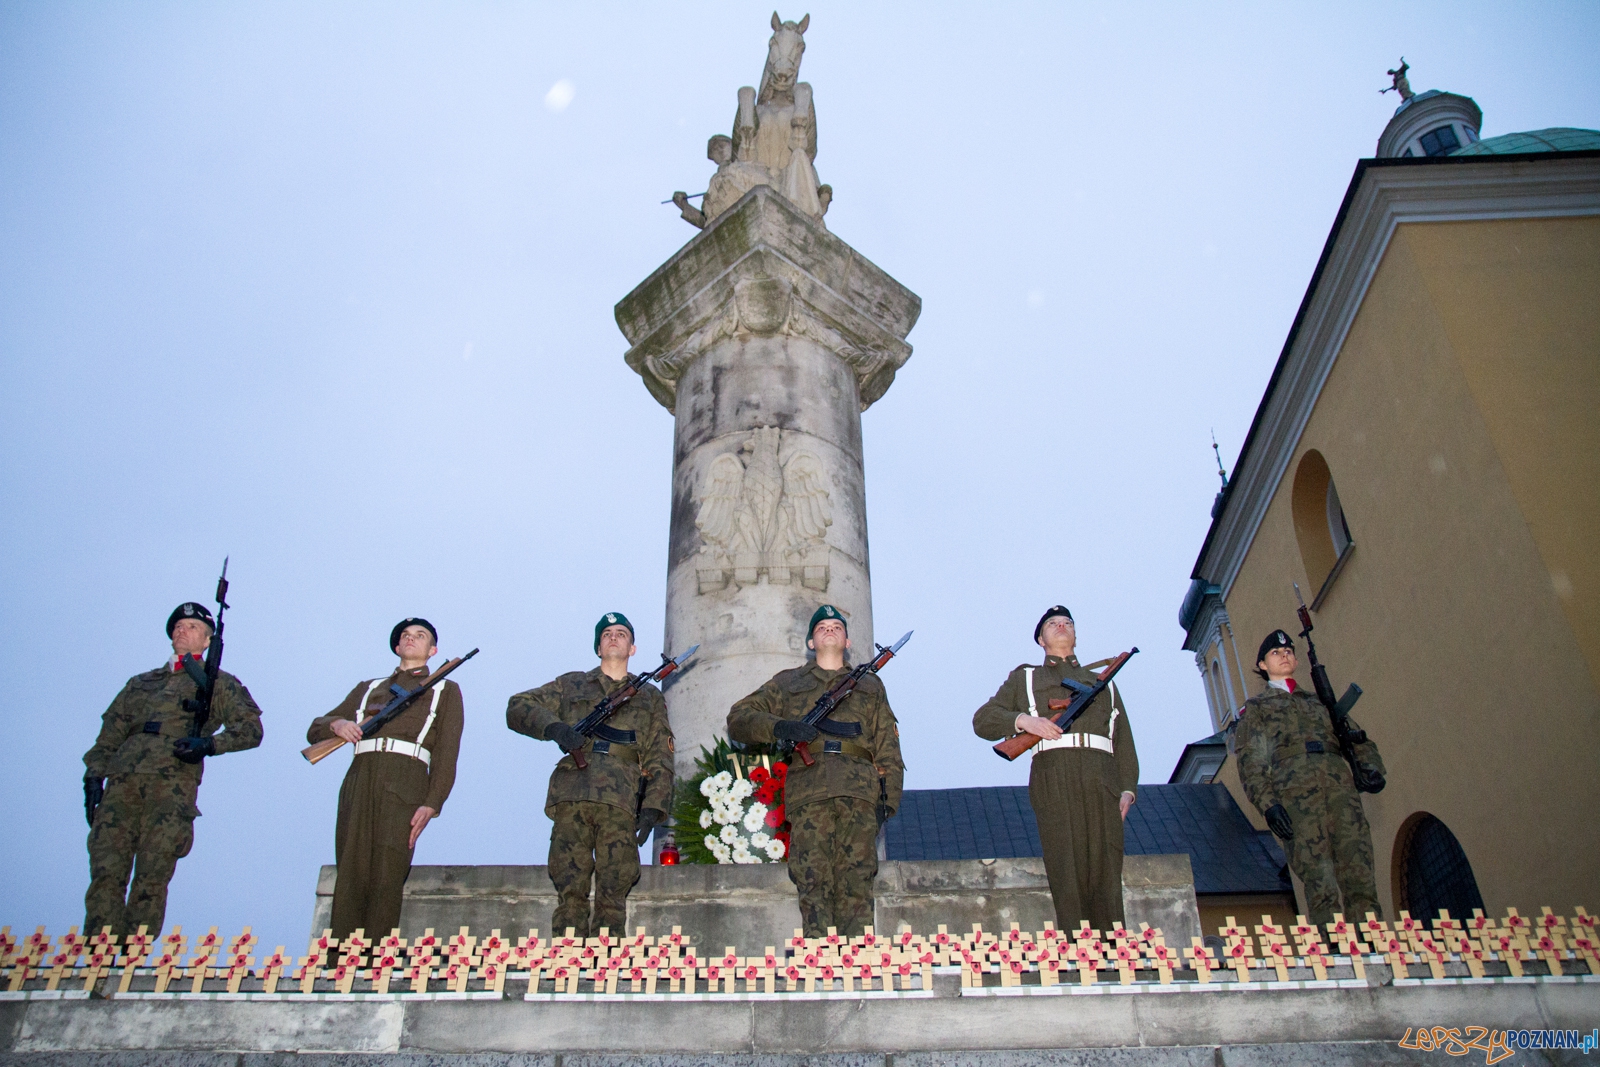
[{"left": 615, "top": 186, "right": 920, "bottom": 774}]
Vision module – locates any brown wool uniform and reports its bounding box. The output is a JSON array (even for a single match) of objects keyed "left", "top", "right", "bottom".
[
  {"left": 728, "top": 663, "right": 904, "bottom": 938},
  {"left": 1231, "top": 683, "right": 1384, "bottom": 926},
  {"left": 506, "top": 668, "right": 673, "bottom": 938},
  {"left": 83, "top": 663, "right": 263, "bottom": 935},
  {"left": 973, "top": 655, "right": 1139, "bottom": 933},
  {"left": 307, "top": 668, "right": 463, "bottom": 939}
]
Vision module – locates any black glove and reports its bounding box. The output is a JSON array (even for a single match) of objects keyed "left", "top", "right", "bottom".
[
  {"left": 84, "top": 776, "right": 105, "bottom": 827},
  {"left": 172, "top": 736, "right": 216, "bottom": 764},
  {"left": 635, "top": 808, "right": 664, "bottom": 847},
  {"left": 773, "top": 719, "right": 819, "bottom": 744},
  {"left": 1264, "top": 803, "right": 1294, "bottom": 841},
  {"left": 1353, "top": 764, "right": 1386, "bottom": 794},
  {"left": 544, "top": 721, "right": 581, "bottom": 753}
]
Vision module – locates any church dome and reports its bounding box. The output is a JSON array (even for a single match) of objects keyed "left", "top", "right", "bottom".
[
  {"left": 1376, "top": 89, "right": 1483, "bottom": 158},
  {"left": 1451, "top": 127, "right": 1600, "bottom": 155}
]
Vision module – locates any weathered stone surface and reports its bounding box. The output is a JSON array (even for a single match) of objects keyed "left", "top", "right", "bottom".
[{"left": 616, "top": 186, "right": 919, "bottom": 776}]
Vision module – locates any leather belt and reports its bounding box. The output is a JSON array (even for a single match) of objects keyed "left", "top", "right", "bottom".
[
  {"left": 1036, "top": 733, "right": 1114, "bottom": 754},
  {"left": 818, "top": 740, "right": 873, "bottom": 761},
  {"left": 354, "top": 737, "right": 432, "bottom": 768}
]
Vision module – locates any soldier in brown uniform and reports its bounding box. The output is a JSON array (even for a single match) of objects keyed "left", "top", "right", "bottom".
[
  {"left": 727, "top": 605, "right": 905, "bottom": 938},
  {"left": 306, "top": 618, "right": 463, "bottom": 939},
  {"left": 1232, "top": 629, "right": 1386, "bottom": 926},
  {"left": 506, "top": 612, "right": 674, "bottom": 938},
  {"left": 973, "top": 606, "right": 1139, "bottom": 933},
  {"left": 83, "top": 601, "right": 264, "bottom": 935}
]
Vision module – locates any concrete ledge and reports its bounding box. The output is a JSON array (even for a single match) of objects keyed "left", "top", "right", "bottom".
[{"left": 2, "top": 980, "right": 1593, "bottom": 1058}]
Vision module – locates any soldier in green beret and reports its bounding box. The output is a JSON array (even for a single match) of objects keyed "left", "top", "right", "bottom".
[
  {"left": 728, "top": 605, "right": 905, "bottom": 938},
  {"left": 83, "top": 602, "right": 264, "bottom": 936},
  {"left": 506, "top": 613, "right": 675, "bottom": 938},
  {"left": 1232, "top": 629, "right": 1386, "bottom": 926},
  {"left": 973, "top": 606, "right": 1139, "bottom": 933},
  {"left": 306, "top": 618, "right": 464, "bottom": 939}
]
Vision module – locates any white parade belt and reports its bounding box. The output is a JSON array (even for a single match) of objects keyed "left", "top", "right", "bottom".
[
  {"left": 353, "top": 737, "right": 432, "bottom": 768},
  {"left": 1035, "top": 732, "right": 1114, "bottom": 754}
]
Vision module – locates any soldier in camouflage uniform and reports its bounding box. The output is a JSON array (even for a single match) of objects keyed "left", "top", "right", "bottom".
[
  {"left": 307, "top": 618, "right": 464, "bottom": 939},
  {"left": 506, "top": 612, "right": 674, "bottom": 938},
  {"left": 727, "top": 605, "right": 905, "bottom": 938},
  {"left": 973, "top": 606, "right": 1139, "bottom": 933},
  {"left": 1232, "top": 629, "right": 1387, "bottom": 926},
  {"left": 82, "top": 602, "right": 264, "bottom": 935}
]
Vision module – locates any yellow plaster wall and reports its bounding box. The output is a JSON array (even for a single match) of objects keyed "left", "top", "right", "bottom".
[{"left": 1223, "top": 216, "right": 1600, "bottom": 918}]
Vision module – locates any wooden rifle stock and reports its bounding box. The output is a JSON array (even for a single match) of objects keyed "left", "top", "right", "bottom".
[
  {"left": 992, "top": 649, "right": 1137, "bottom": 762},
  {"left": 301, "top": 650, "right": 478, "bottom": 765}
]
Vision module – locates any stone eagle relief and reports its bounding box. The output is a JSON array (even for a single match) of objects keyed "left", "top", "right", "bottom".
[{"left": 694, "top": 426, "right": 832, "bottom": 593}]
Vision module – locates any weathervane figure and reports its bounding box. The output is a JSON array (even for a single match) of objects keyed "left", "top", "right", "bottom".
[{"left": 1381, "top": 58, "right": 1413, "bottom": 102}]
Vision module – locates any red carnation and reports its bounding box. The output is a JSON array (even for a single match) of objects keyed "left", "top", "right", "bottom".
[{"left": 749, "top": 766, "right": 771, "bottom": 784}]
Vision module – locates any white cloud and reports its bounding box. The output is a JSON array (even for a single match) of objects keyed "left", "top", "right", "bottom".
[{"left": 544, "top": 79, "right": 576, "bottom": 112}]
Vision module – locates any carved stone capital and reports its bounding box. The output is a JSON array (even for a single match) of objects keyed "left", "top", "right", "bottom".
[{"left": 616, "top": 186, "right": 921, "bottom": 412}]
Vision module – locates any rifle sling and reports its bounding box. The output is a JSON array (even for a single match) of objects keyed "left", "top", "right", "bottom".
[{"left": 815, "top": 719, "right": 862, "bottom": 737}]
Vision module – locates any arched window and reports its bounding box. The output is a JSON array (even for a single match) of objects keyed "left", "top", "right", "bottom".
[
  {"left": 1394, "top": 814, "right": 1485, "bottom": 921},
  {"left": 1291, "top": 450, "right": 1355, "bottom": 607}
]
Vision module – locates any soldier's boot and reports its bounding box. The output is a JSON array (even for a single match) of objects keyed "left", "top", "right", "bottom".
[{"left": 592, "top": 807, "right": 641, "bottom": 936}]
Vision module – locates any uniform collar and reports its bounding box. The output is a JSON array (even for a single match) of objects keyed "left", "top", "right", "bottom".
[
  {"left": 589, "top": 664, "right": 631, "bottom": 691},
  {"left": 1043, "top": 654, "right": 1080, "bottom": 668},
  {"left": 809, "top": 660, "right": 850, "bottom": 679},
  {"left": 1268, "top": 678, "right": 1297, "bottom": 693}
]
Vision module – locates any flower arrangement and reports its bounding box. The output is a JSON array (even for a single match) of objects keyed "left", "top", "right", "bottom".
[{"left": 669, "top": 738, "right": 789, "bottom": 864}]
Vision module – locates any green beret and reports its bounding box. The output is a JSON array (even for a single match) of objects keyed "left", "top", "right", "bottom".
[
  {"left": 808, "top": 604, "right": 847, "bottom": 639},
  {"left": 595, "top": 612, "right": 634, "bottom": 653}
]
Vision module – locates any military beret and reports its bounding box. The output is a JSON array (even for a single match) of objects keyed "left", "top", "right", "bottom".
[
  {"left": 391, "top": 617, "right": 437, "bottom": 653},
  {"left": 1033, "top": 605, "right": 1073, "bottom": 643},
  {"left": 1257, "top": 629, "right": 1295, "bottom": 665},
  {"left": 594, "top": 611, "right": 634, "bottom": 653},
  {"left": 166, "top": 602, "right": 215, "bottom": 637},
  {"left": 808, "top": 604, "right": 847, "bottom": 639}
]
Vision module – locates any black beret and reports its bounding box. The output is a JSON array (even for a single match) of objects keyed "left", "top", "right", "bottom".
[
  {"left": 595, "top": 612, "right": 634, "bottom": 653},
  {"left": 1034, "top": 605, "right": 1073, "bottom": 643},
  {"left": 1257, "top": 629, "right": 1295, "bottom": 665},
  {"left": 391, "top": 617, "right": 438, "bottom": 653},
  {"left": 166, "top": 602, "right": 215, "bottom": 637}
]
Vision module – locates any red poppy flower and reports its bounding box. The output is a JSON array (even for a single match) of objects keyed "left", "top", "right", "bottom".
[
  {"left": 764, "top": 805, "right": 785, "bottom": 828},
  {"left": 749, "top": 766, "right": 771, "bottom": 784},
  {"left": 771, "top": 762, "right": 788, "bottom": 780}
]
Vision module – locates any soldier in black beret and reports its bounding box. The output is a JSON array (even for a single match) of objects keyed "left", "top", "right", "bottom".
[
  {"left": 973, "top": 605, "right": 1140, "bottom": 933},
  {"left": 83, "top": 601, "right": 264, "bottom": 936},
  {"left": 307, "top": 618, "right": 465, "bottom": 938}
]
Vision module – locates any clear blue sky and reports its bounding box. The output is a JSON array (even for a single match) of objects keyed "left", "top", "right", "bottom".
[{"left": 2, "top": 2, "right": 1595, "bottom": 953}]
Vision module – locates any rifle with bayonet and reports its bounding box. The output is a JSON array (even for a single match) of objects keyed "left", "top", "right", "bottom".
[
  {"left": 1292, "top": 583, "right": 1384, "bottom": 793},
  {"left": 172, "top": 558, "right": 231, "bottom": 764},
  {"left": 563, "top": 645, "right": 699, "bottom": 771},
  {"left": 301, "top": 649, "right": 480, "bottom": 765},
  {"left": 777, "top": 631, "right": 912, "bottom": 768},
  {"left": 993, "top": 647, "right": 1138, "bottom": 761}
]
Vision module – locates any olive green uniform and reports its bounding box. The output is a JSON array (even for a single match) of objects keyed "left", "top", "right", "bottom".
[
  {"left": 728, "top": 663, "right": 905, "bottom": 938},
  {"left": 506, "top": 668, "right": 674, "bottom": 938},
  {"left": 307, "top": 667, "right": 463, "bottom": 938},
  {"left": 1232, "top": 683, "right": 1384, "bottom": 926},
  {"left": 83, "top": 662, "right": 263, "bottom": 935},
  {"left": 973, "top": 655, "right": 1138, "bottom": 932}
]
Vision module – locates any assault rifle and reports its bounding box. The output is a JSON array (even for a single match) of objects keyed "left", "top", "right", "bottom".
[
  {"left": 1293, "top": 583, "right": 1383, "bottom": 793},
  {"left": 779, "top": 631, "right": 912, "bottom": 768},
  {"left": 569, "top": 645, "right": 699, "bottom": 770},
  {"left": 178, "top": 558, "right": 231, "bottom": 743},
  {"left": 301, "top": 649, "right": 479, "bottom": 765},
  {"left": 993, "top": 648, "right": 1138, "bottom": 762}
]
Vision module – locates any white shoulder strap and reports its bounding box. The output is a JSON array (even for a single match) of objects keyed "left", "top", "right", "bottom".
[
  {"left": 1023, "top": 667, "right": 1038, "bottom": 717},
  {"left": 1107, "top": 679, "right": 1120, "bottom": 744},
  {"left": 354, "top": 678, "right": 386, "bottom": 725},
  {"left": 416, "top": 682, "right": 445, "bottom": 745}
]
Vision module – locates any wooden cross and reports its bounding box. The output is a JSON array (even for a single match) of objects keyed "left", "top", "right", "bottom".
[
  {"left": 255, "top": 947, "right": 289, "bottom": 994},
  {"left": 5, "top": 932, "right": 45, "bottom": 993},
  {"left": 1255, "top": 916, "right": 1292, "bottom": 983},
  {"left": 116, "top": 926, "right": 153, "bottom": 994},
  {"left": 1373, "top": 932, "right": 1412, "bottom": 980},
  {"left": 1185, "top": 938, "right": 1216, "bottom": 984},
  {"left": 80, "top": 933, "right": 118, "bottom": 996},
  {"left": 1070, "top": 942, "right": 1105, "bottom": 986},
  {"left": 43, "top": 927, "right": 85, "bottom": 991},
  {"left": 1144, "top": 937, "right": 1177, "bottom": 984},
  {"left": 781, "top": 959, "right": 804, "bottom": 992}
]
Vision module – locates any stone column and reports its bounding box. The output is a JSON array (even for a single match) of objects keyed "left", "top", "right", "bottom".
[{"left": 616, "top": 186, "right": 920, "bottom": 776}]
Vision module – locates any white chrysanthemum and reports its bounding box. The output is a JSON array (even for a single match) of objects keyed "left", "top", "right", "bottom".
[
  {"left": 719, "top": 824, "right": 740, "bottom": 845},
  {"left": 743, "top": 804, "right": 768, "bottom": 833},
  {"left": 729, "top": 778, "right": 754, "bottom": 800},
  {"left": 732, "top": 845, "right": 757, "bottom": 864},
  {"left": 764, "top": 839, "right": 786, "bottom": 860},
  {"left": 704, "top": 834, "right": 720, "bottom": 850},
  {"left": 749, "top": 831, "right": 771, "bottom": 849},
  {"left": 712, "top": 802, "right": 738, "bottom": 825},
  {"left": 710, "top": 771, "right": 733, "bottom": 791},
  {"left": 698, "top": 809, "right": 713, "bottom": 829},
  {"left": 710, "top": 842, "right": 732, "bottom": 864},
  {"left": 699, "top": 778, "right": 717, "bottom": 798}
]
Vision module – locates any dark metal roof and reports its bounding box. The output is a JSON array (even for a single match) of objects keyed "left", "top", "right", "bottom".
[{"left": 883, "top": 783, "right": 1290, "bottom": 895}]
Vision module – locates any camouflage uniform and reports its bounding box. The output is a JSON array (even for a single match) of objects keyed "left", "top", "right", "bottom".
[
  {"left": 306, "top": 668, "right": 463, "bottom": 939},
  {"left": 973, "top": 655, "right": 1139, "bottom": 933},
  {"left": 728, "top": 663, "right": 904, "bottom": 938},
  {"left": 83, "top": 662, "right": 263, "bottom": 935},
  {"left": 506, "top": 668, "right": 673, "bottom": 938},
  {"left": 1232, "top": 683, "right": 1385, "bottom": 926}
]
